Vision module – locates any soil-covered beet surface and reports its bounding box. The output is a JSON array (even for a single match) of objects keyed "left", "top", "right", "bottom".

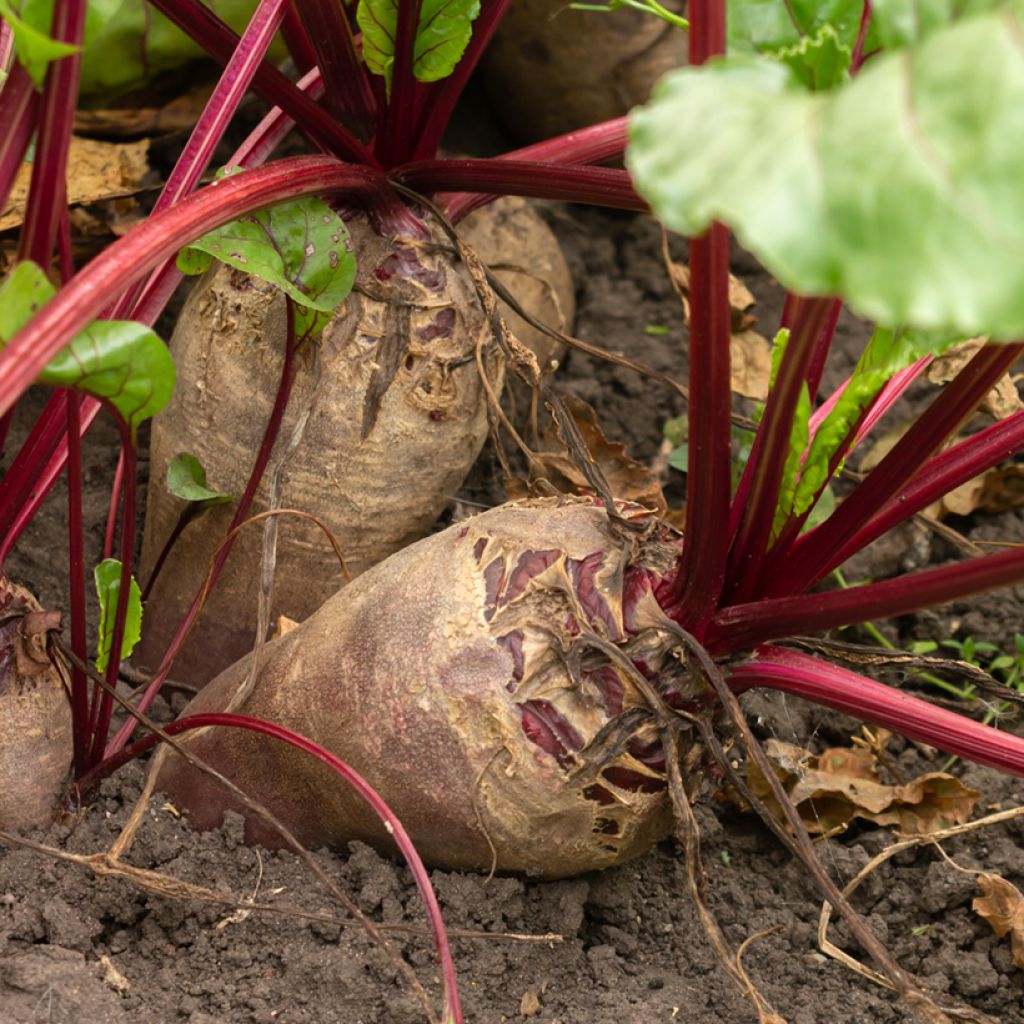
[{"left": 3, "top": 195, "right": 1024, "bottom": 1024}]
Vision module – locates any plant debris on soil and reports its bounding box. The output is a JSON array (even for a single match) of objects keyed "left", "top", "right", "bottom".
[{"left": 3, "top": 197, "right": 1024, "bottom": 1024}]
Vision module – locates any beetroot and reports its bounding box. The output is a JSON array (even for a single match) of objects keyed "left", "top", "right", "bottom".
[
  {"left": 157, "top": 498, "right": 703, "bottom": 878},
  {"left": 0, "top": 577, "right": 71, "bottom": 830}
]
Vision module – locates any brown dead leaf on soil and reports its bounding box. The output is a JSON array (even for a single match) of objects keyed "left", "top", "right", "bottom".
[
  {"left": 972, "top": 873, "right": 1024, "bottom": 967},
  {"left": 507, "top": 394, "right": 667, "bottom": 513},
  {"left": 1, "top": 136, "right": 151, "bottom": 233},
  {"left": 746, "top": 738, "right": 980, "bottom": 835},
  {"left": 730, "top": 329, "right": 775, "bottom": 401},
  {"left": 666, "top": 259, "right": 757, "bottom": 333},
  {"left": 665, "top": 257, "right": 774, "bottom": 401},
  {"left": 927, "top": 338, "right": 1023, "bottom": 419},
  {"left": 74, "top": 85, "right": 213, "bottom": 137}
]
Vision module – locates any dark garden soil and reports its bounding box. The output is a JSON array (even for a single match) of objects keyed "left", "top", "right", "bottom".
[{"left": 3, "top": 172, "right": 1024, "bottom": 1024}]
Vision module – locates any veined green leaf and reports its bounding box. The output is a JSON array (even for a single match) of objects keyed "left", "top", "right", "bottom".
[
  {"left": 789, "top": 327, "right": 964, "bottom": 519},
  {"left": 772, "top": 382, "right": 812, "bottom": 538},
  {"left": 94, "top": 558, "right": 142, "bottom": 672},
  {"left": 869, "top": 0, "right": 1024, "bottom": 48},
  {"left": 0, "top": 262, "right": 175, "bottom": 438},
  {"left": 177, "top": 194, "right": 356, "bottom": 340},
  {"left": 0, "top": 0, "right": 80, "bottom": 87},
  {"left": 167, "top": 452, "right": 232, "bottom": 506},
  {"left": 775, "top": 24, "right": 850, "bottom": 90},
  {"left": 728, "top": 0, "right": 863, "bottom": 85},
  {"left": 629, "top": 13, "right": 1024, "bottom": 340},
  {"left": 357, "top": 0, "right": 481, "bottom": 88},
  {"left": 78, "top": 0, "right": 267, "bottom": 102}
]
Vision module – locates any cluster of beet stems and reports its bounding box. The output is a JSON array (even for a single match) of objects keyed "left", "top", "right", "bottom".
[{"left": 1, "top": 0, "right": 1024, "bottom": 1021}]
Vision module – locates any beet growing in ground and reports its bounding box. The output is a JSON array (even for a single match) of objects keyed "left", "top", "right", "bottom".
[{"left": 2, "top": 208, "right": 1024, "bottom": 1024}]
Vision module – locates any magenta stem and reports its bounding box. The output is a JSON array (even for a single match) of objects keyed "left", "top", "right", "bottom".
[
  {"left": 66, "top": 395, "right": 89, "bottom": 776},
  {"left": 104, "top": 450, "right": 126, "bottom": 560},
  {"left": 279, "top": 3, "right": 319, "bottom": 72},
  {"left": 774, "top": 341, "right": 1024, "bottom": 597},
  {"left": 110, "top": 0, "right": 294, "bottom": 321},
  {"left": 834, "top": 408, "right": 1024, "bottom": 568},
  {"left": 293, "top": 0, "right": 376, "bottom": 138},
  {"left": 0, "top": 157, "right": 387, "bottom": 419},
  {"left": 668, "top": 1, "right": 731, "bottom": 627},
  {"left": 382, "top": 0, "right": 424, "bottom": 167},
  {"left": 0, "top": 64, "right": 39, "bottom": 216},
  {"left": 411, "top": 0, "right": 514, "bottom": 161},
  {"left": 88, "top": 432, "right": 138, "bottom": 768},
  {"left": 672, "top": 222, "right": 732, "bottom": 626},
  {"left": 723, "top": 298, "right": 834, "bottom": 603},
  {"left": 107, "top": 326, "right": 301, "bottom": 753},
  {"left": 395, "top": 158, "right": 646, "bottom": 210},
  {"left": 146, "top": 0, "right": 378, "bottom": 165},
  {"left": 709, "top": 543, "right": 1024, "bottom": 655},
  {"left": 730, "top": 645, "right": 1024, "bottom": 776},
  {"left": 440, "top": 118, "right": 630, "bottom": 222},
  {"left": 86, "top": 712, "right": 463, "bottom": 1022},
  {"left": 16, "top": 0, "right": 87, "bottom": 266}
]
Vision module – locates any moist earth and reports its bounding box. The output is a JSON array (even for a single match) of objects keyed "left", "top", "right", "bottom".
[{"left": 3, "top": 167, "right": 1024, "bottom": 1024}]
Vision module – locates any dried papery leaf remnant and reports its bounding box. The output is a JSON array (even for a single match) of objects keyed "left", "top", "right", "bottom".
[
  {"left": 973, "top": 873, "right": 1024, "bottom": 968},
  {"left": 746, "top": 739, "right": 979, "bottom": 835}
]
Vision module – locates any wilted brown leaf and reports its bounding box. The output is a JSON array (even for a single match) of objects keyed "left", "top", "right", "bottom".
[
  {"left": 747, "top": 738, "right": 980, "bottom": 835},
  {"left": 1, "top": 136, "right": 151, "bottom": 232},
  {"left": 973, "top": 872, "right": 1024, "bottom": 967},
  {"left": 508, "top": 394, "right": 667, "bottom": 513},
  {"left": 730, "top": 329, "right": 774, "bottom": 401},
  {"left": 664, "top": 259, "right": 758, "bottom": 334},
  {"left": 74, "top": 85, "right": 213, "bottom": 137},
  {"left": 927, "top": 338, "right": 1023, "bottom": 419},
  {"left": 924, "top": 464, "right": 1024, "bottom": 520}
]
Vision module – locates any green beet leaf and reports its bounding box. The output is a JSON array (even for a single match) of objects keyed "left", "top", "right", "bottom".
[
  {"left": 167, "top": 452, "right": 232, "bottom": 506},
  {"left": 728, "top": 0, "right": 864, "bottom": 85},
  {"left": 0, "top": 0, "right": 79, "bottom": 87},
  {"left": 78, "top": 0, "right": 266, "bottom": 103},
  {"left": 790, "top": 326, "right": 964, "bottom": 521},
  {"left": 869, "top": 0, "right": 1024, "bottom": 48},
  {"left": 0, "top": 262, "right": 175, "bottom": 438},
  {"left": 357, "top": 0, "right": 481, "bottom": 88},
  {"left": 94, "top": 558, "right": 142, "bottom": 673},
  {"left": 177, "top": 194, "right": 356, "bottom": 340},
  {"left": 629, "top": 12, "right": 1024, "bottom": 340}
]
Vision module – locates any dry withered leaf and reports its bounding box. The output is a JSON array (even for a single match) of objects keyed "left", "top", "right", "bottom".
[
  {"left": 665, "top": 259, "right": 757, "bottom": 333},
  {"left": 508, "top": 394, "right": 667, "bottom": 513},
  {"left": 1, "top": 136, "right": 151, "bottom": 233},
  {"left": 924, "top": 464, "right": 1024, "bottom": 520},
  {"left": 730, "top": 329, "right": 774, "bottom": 401},
  {"left": 747, "top": 738, "right": 980, "bottom": 835},
  {"left": 972, "top": 873, "right": 1024, "bottom": 967},
  {"left": 74, "top": 85, "right": 213, "bottom": 137},
  {"left": 927, "top": 338, "right": 1023, "bottom": 419}
]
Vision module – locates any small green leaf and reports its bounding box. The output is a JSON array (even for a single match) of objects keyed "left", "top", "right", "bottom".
[
  {"left": 775, "top": 24, "right": 851, "bottom": 90},
  {"left": 869, "top": 0, "right": 1024, "bottom": 48},
  {"left": 357, "top": 0, "right": 482, "bottom": 88},
  {"left": 0, "top": 0, "right": 80, "bottom": 88},
  {"left": 668, "top": 443, "right": 689, "bottom": 473},
  {"left": 0, "top": 262, "right": 175, "bottom": 438},
  {"left": 78, "top": 0, "right": 270, "bottom": 102},
  {"left": 728, "top": 1, "right": 861, "bottom": 87},
  {"left": 94, "top": 558, "right": 142, "bottom": 673},
  {"left": 628, "top": 12, "right": 1024, "bottom": 340},
  {"left": 772, "top": 382, "right": 812, "bottom": 538},
  {"left": 177, "top": 195, "right": 356, "bottom": 340},
  {"left": 790, "top": 326, "right": 963, "bottom": 520},
  {"left": 167, "top": 452, "right": 232, "bottom": 505}
]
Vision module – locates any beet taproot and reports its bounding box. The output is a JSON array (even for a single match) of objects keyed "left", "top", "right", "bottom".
[
  {"left": 136, "top": 199, "right": 572, "bottom": 687},
  {"left": 0, "top": 577, "right": 71, "bottom": 830},
  {"left": 157, "top": 498, "right": 707, "bottom": 878},
  {"left": 481, "top": 0, "right": 686, "bottom": 143}
]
